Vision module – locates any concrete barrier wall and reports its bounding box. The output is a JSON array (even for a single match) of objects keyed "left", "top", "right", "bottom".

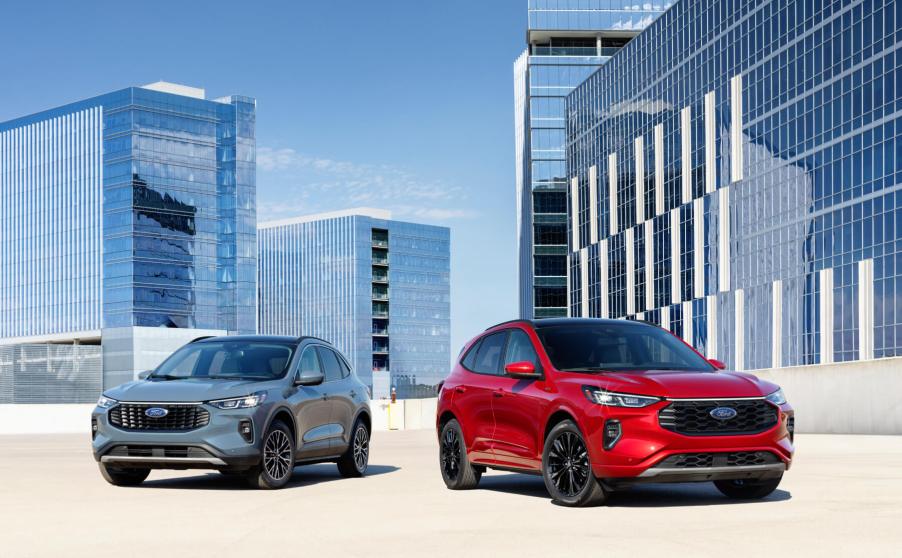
[{"left": 754, "top": 357, "right": 902, "bottom": 435}]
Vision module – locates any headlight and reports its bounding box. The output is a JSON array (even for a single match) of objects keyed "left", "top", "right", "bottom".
[
  {"left": 208, "top": 391, "right": 268, "bottom": 410},
  {"left": 96, "top": 395, "right": 118, "bottom": 409},
  {"left": 582, "top": 386, "right": 660, "bottom": 408},
  {"left": 765, "top": 388, "right": 787, "bottom": 405}
]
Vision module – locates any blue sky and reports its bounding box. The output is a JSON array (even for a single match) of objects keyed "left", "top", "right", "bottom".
[{"left": 0, "top": 0, "right": 525, "bottom": 355}]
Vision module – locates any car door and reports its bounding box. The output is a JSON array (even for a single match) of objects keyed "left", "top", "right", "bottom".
[
  {"left": 490, "top": 328, "right": 548, "bottom": 470},
  {"left": 287, "top": 345, "right": 336, "bottom": 459},
  {"left": 317, "top": 346, "right": 355, "bottom": 453},
  {"left": 453, "top": 331, "right": 508, "bottom": 463}
]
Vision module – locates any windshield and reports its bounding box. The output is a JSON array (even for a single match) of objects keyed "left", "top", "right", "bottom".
[
  {"left": 150, "top": 341, "right": 296, "bottom": 380},
  {"left": 535, "top": 323, "right": 714, "bottom": 373}
]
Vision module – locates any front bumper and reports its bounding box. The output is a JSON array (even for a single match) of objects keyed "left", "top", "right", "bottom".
[
  {"left": 582, "top": 400, "right": 795, "bottom": 482},
  {"left": 91, "top": 402, "right": 270, "bottom": 470}
]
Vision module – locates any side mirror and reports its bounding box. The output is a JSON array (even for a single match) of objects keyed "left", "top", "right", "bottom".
[
  {"left": 504, "top": 361, "right": 541, "bottom": 379},
  {"left": 295, "top": 368, "right": 324, "bottom": 386},
  {"left": 137, "top": 370, "right": 152, "bottom": 380},
  {"left": 708, "top": 359, "right": 727, "bottom": 370}
]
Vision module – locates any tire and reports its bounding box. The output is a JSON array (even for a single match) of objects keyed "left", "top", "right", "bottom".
[
  {"left": 337, "top": 418, "right": 370, "bottom": 478},
  {"left": 542, "top": 420, "right": 607, "bottom": 507},
  {"left": 439, "top": 419, "right": 481, "bottom": 490},
  {"left": 714, "top": 474, "right": 783, "bottom": 499},
  {"left": 98, "top": 463, "right": 150, "bottom": 487},
  {"left": 247, "top": 420, "right": 295, "bottom": 489}
]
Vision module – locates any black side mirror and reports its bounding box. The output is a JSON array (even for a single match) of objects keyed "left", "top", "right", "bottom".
[
  {"left": 295, "top": 368, "right": 324, "bottom": 386},
  {"left": 137, "top": 370, "right": 152, "bottom": 380}
]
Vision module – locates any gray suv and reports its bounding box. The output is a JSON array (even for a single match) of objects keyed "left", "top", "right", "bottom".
[{"left": 91, "top": 335, "right": 372, "bottom": 489}]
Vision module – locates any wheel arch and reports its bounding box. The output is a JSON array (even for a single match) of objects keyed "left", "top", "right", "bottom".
[
  {"left": 542, "top": 407, "right": 580, "bottom": 450},
  {"left": 266, "top": 406, "right": 297, "bottom": 442}
]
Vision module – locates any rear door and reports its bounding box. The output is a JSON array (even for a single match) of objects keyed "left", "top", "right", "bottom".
[
  {"left": 317, "top": 346, "right": 355, "bottom": 453},
  {"left": 453, "top": 331, "right": 508, "bottom": 463},
  {"left": 287, "top": 346, "right": 336, "bottom": 458}
]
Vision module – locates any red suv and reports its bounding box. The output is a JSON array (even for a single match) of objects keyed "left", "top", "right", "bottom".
[{"left": 436, "top": 319, "right": 794, "bottom": 506}]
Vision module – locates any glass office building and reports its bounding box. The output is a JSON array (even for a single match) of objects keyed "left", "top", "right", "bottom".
[
  {"left": 0, "top": 82, "right": 256, "bottom": 401},
  {"left": 515, "top": 1, "right": 668, "bottom": 319},
  {"left": 258, "top": 209, "right": 450, "bottom": 399},
  {"left": 566, "top": 0, "right": 902, "bottom": 369}
]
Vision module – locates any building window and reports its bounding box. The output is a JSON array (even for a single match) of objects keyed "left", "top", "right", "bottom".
[
  {"left": 534, "top": 255, "right": 567, "bottom": 277},
  {"left": 534, "top": 223, "right": 567, "bottom": 245},
  {"left": 533, "top": 191, "right": 567, "bottom": 214},
  {"left": 535, "top": 287, "right": 567, "bottom": 308}
]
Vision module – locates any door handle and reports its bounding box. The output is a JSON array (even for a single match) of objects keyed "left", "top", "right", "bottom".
[
  {"left": 322, "top": 394, "right": 329, "bottom": 401},
  {"left": 493, "top": 389, "right": 504, "bottom": 398},
  {"left": 455, "top": 386, "right": 466, "bottom": 394},
  {"left": 350, "top": 390, "right": 357, "bottom": 398}
]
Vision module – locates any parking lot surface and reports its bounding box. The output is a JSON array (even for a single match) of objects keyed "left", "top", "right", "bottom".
[{"left": 1, "top": 431, "right": 900, "bottom": 557}]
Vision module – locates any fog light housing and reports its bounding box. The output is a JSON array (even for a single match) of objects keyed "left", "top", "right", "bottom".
[
  {"left": 603, "top": 419, "right": 621, "bottom": 450},
  {"left": 239, "top": 419, "right": 254, "bottom": 443},
  {"left": 91, "top": 417, "right": 98, "bottom": 440},
  {"left": 786, "top": 415, "right": 795, "bottom": 443}
]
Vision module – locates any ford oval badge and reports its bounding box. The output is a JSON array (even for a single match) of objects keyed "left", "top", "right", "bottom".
[
  {"left": 710, "top": 406, "right": 738, "bottom": 420},
  {"left": 145, "top": 407, "right": 169, "bottom": 418}
]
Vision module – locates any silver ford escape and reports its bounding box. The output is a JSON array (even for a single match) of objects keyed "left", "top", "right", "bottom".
[{"left": 91, "top": 335, "right": 372, "bottom": 489}]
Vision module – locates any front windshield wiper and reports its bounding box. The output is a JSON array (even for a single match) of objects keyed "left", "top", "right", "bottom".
[
  {"left": 147, "top": 374, "right": 190, "bottom": 381},
  {"left": 206, "top": 375, "right": 274, "bottom": 381},
  {"left": 560, "top": 367, "right": 611, "bottom": 373}
]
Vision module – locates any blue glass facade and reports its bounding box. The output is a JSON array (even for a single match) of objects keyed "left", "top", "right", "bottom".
[
  {"left": 515, "top": 1, "right": 668, "bottom": 319},
  {"left": 258, "top": 210, "right": 450, "bottom": 398},
  {"left": 566, "top": 0, "right": 902, "bottom": 369}
]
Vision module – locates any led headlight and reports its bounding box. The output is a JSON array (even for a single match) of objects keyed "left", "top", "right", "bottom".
[
  {"left": 209, "top": 391, "right": 268, "bottom": 410},
  {"left": 96, "top": 395, "right": 118, "bottom": 409},
  {"left": 765, "top": 388, "right": 787, "bottom": 405},
  {"left": 582, "top": 386, "right": 660, "bottom": 408}
]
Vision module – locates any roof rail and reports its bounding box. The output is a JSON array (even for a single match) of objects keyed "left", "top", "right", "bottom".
[
  {"left": 484, "top": 319, "right": 534, "bottom": 331},
  {"left": 297, "top": 335, "right": 331, "bottom": 345},
  {"left": 189, "top": 335, "right": 217, "bottom": 343}
]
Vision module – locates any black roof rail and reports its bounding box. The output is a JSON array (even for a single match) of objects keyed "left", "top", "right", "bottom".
[
  {"left": 189, "top": 335, "right": 217, "bottom": 343},
  {"left": 297, "top": 335, "right": 331, "bottom": 345},
  {"left": 484, "top": 319, "right": 535, "bottom": 331}
]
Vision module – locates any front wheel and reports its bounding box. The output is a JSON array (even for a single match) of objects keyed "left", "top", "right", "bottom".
[
  {"left": 247, "top": 420, "right": 295, "bottom": 489},
  {"left": 98, "top": 463, "right": 149, "bottom": 487},
  {"left": 542, "top": 420, "right": 607, "bottom": 507},
  {"left": 337, "top": 419, "right": 370, "bottom": 477},
  {"left": 439, "top": 419, "right": 481, "bottom": 490},
  {"left": 714, "top": 474, "right": 783, "bottom": 499}
]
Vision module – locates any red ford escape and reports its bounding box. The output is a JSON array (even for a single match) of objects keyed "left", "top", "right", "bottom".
[{"left": 436, "top": 319, "right": 794, "bottom": 506}]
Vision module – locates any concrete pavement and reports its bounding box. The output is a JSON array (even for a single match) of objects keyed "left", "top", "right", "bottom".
[{"left": 1, "top": 431, "right": 900, "bottom": 557}]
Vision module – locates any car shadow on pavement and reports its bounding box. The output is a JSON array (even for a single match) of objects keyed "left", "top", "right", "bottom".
[
  {"left": 477, "top": 473, "right": 792, "bottom": 507},
  {"left": 138, "top": 463, "right": 400, "bottom": 491}
]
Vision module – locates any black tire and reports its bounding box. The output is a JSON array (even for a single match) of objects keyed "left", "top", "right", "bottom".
[
  {"left": 714, "top": 474, "right": 783, "bottom": 499},
  {"left": 247, "top": 420, "right": 295, "bottom": 489},
  {"left": 439, "top": 419, "right": 481, "bottom": 490},
  {"left": 98, "top": 463, "right": 150, "bottom": 487},
  {"left": 337, "top": 418, "right": 370, "bottom": 478},
  {"left": 542, "top": 420, "right": 607, "bottom": 507}
]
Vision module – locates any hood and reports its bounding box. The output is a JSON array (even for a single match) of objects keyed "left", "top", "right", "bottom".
[
  {"left": 103, "top": 378, "right": 282, "bottom": 403},
  {"left": 581, "top": 370, "right": 777, "bottom": 399}
]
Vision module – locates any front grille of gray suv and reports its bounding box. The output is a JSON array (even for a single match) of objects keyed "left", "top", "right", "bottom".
[{"left": 110, "top": 403, "right": 211, "bottom": 431}]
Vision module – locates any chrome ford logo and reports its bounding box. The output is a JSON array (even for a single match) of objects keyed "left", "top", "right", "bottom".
[
  {"left": 145, "top": 407, "right": 169, "bottom": 418},
  {"left": 710, "top": 407, "right": 738, "bottom": 420}
]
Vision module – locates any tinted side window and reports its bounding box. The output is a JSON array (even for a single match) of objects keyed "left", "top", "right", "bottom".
[
  {"left": 297, "top": 347, "right": 321, "bottom": 376},
  {"left": 317, "top": 347, "right": 343, "bottom": 382},
  {"left": 504, "top": 330, "right": 540, "bottom": 367},
  {"left": 336, "top": 354, "right": 351, "bottom": 378},
  {"left": 472, "top": 332, "right": 508, "bottom": 375},
  {"left": 461, "top": 340, "right": 482, "bottom": 370}
]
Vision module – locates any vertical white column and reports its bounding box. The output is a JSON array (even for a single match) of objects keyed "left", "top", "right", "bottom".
[
  {"left": 858, "top": 259, "right": 874, "bottom": 360},
  {"left": 625, "top": 227, "right": 635, "bottom": 316},
  {"left": 706, "top": 294, "right": 718, "bottom": 359},
  {"left": 730, "top": 74, "right": 744, "bottom": 183},
  {"left": 580, "top": 247, "right": 589, "bottom": 318},
  {"left": 734, "top": 289, "right": 745, "bottom": 371},
  {"left": 570, "top": 176, "right": 580, "bottom": 250},
  {"left": 654, "top": 124, "right": 664, "bottom": 215},
  {"left": 566, "top": 253, "right": 572, "bottom": 317},
  {"left": 588, "top": 166, "right": 598, "bottom": 245},
  {"left": 670, "top": 207, "right": 682, "bottom": 304},
  {"left": 772, "top": 280, "right": 783, "bottom": 369},
  {"left": 718, "top": 186, "right": 730, "bottom": 292},
  {"left": 661, "top": 306, "right": 671, "bottom": 330},
  {"left": 682, "top": 300, "right": 694, "bottom": 346},
  {"left": 635, "top": 136, "right": 645, "bottom": 224},
  {"left": 645, "top": 220, "right": 654, "bottom": 311},
  {"left": 693, "top": 198, "right": 705, "bottom": 298},
  {"left": 608, "top": 153, "right": 618, "bottom": 236},
  {"left": 681, "top": 105, "right": 692, "bottom": 204},
  {"left": 704, "top": 91, "right": 716, "bottom": 194},
  {"left": 599, "top": 239, "right": 609, "bottom": 318},
  {"left": 820, "top": 268, "right": 834, "bottom": 365}
]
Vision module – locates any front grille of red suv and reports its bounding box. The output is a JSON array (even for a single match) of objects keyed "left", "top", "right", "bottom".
[
  {"left": 655, "top": 451, "right": 781, "bottom": 469},
  {"left": 658, "top": 399, "right": 778, "bottom": 436}
]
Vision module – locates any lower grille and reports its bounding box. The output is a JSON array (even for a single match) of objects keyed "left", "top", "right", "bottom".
[
  {"left": 655, "top": 451, "right": 781, "bottom": 469},
  {"left": 106, "top": 445, "right": 215, "bottom": 459},
  {"left": 659, "top": 399, "right": 778, "bottom": 435},
  {"left": 109, "top": 403, "right": 210, "bottom": 431}
]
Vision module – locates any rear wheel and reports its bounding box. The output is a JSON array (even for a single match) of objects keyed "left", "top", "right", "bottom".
[
  {"left": 337, "top": 418, "right": 370, "bottom": 477},
  {"left": 714, "top": 474, "right": 783, "bottom": 499},
  {"left": 542, "top": 420, "right": 607, "bottom": 507},
  {"left": 247, "top": 420, "right": 295, "bottom": 489},
  {"left": 439, "top": 419, "right": 481, "bottom": 489},
  {"left": 98, "top": 463, "right": 149, "bottom": 487}
]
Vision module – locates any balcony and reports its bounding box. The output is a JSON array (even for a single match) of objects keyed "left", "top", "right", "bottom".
[
  {"left": 372, "top": 288, "right": 389, "bottom": 301},
  {"left": 372, "top": 239, "right": 388, "bottom": 248},
  {"left": 532, "top": 46, "right": 619, "bottom": 57},
  {"left": 372, "top": 256, "right": 389, "bottom": 266},
  {"left": 373, "top": 343, "right": 389, "bottom": 354},
  {"left": 372, "top": 271, "right": 389, "bottom": 283}
]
